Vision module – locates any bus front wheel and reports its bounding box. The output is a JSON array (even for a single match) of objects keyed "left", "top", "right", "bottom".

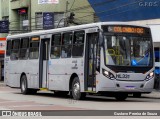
[
  {"left": 115, "top": 93, "right": 128, "bottom": 101},
  {"left": 20, "top": 75, "right": 29, "bottom": 94},
  {"left": 71, "top": 77, "right": 86, "bottom": 100}
]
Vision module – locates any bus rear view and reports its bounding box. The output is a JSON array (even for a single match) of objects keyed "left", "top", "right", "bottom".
[{"left": 97, "top": 25, "right": 154, "bottom": 100}]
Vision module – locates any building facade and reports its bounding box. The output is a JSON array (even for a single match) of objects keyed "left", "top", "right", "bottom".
[
  {"left": 0, "top": 0, "right": 95, "bottom": 36},
  {"left": 0, "top": 0, "right": 9, "bottom": 81},
  {"left": 0, "top": 0, "right": 9, "bottom": 38},
  {"left": 0, "top": 0, "right": 95, "bottom": 81}
]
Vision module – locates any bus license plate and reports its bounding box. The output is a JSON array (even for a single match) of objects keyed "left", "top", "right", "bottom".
[{"left": 125, "top": 86, "right": 135, "bottom": 90}]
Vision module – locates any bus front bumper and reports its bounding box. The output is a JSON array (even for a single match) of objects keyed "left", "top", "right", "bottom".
[{"left": 96, "top": 76, "right": 154, "bottom": 93}]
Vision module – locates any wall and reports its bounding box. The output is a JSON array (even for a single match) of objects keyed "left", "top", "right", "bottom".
[
  {"left": 128, "top": 19, "right": 160, "bottom": 45},
  {"left": 31, "top": 0, "right": 94, "bottom": 30},
  {"left": 0, "top": 0, "right": 9, "bottom": 38},
  {"left": 7, "top": 0, "right": 95, "bottom": 33},
  {"left": 1, "top": 0, "right": 9, "bottom": 17},
  {"left": 0, "top": 1, "right": 1, "bottom": 20},
  {"left": 88, "top": 0, "right": 160, "bottom": 22}
]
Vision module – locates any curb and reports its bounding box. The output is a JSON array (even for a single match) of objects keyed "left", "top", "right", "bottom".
[
  {"left": 143, "top": 91, "right": 160, "bottom": 98},
  {"left": 0, "top": 82, "right": 5, "bottom": 87}
]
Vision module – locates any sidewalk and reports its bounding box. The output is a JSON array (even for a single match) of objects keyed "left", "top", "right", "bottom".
[
  {"left": 0, "top": 81, "right": 5, "bottom": 87},
  {"left": 143, "top": 90, "right": 160, "bottom": 98}
]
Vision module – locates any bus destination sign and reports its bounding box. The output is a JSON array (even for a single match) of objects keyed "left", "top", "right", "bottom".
[
  {"left": 108, "top": 26, "right": 145, "bottom": 34},
  {"left": 32, "top": 37, "right": 40, "bottom": 41}
]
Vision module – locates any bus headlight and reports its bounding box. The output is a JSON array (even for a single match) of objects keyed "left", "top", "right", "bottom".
[
  {"left": 102, "top": 69, "right": 116, "bottom": 80},
  {"left": 145, "top": 72, "right": 154, "bottom": 81}
]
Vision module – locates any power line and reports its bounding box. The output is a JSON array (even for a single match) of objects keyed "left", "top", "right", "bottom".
[
  {"left": 8, "top": 1, "right": 115, "bottom": 26},
  {"left": 8, "top": 0, "right": 148, "bottom": 31},
  {"left": 8, "top": 0, "right": 109, "bottom": 31},
  {"left": 100, "top": 4, "right": 143, "bottom": 21},
  {"left": 104, "top": 0, "right": 160, "bottom": 21},
  {"left": 68, "top": 0, "right": 116, "bottom": 13},
  {"left": 69, "top": 0, "right": 75, "bottom": 11},
  {"left": 74, "top": 0, "right": 144, "bottom": 20}
]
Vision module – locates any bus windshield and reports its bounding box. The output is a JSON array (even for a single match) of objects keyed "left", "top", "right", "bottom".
[{"left": 104, "top": 35, "right": 153, "bottom": 67}]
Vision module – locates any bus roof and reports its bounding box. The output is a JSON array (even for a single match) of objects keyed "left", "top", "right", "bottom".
[{"left": 7, "top": 22, "right": 148, "bottom": 39}]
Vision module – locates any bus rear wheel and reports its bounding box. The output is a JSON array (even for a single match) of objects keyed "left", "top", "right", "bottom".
[
  {"left": 115, "top": 93, "right": 128, "bottom": 101},
  {"left": 71, "top": 77, "right": 86, "bottom": 100},
  {"left": 20, "top": 75, "right": 30, "bottom": 94}
]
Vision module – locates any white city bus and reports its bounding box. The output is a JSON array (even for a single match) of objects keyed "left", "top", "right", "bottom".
[{"left": 5, "top": 22, "right": 154, "bottom": 101}]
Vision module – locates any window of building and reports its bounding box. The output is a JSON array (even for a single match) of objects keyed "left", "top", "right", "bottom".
[
  {"left": 2, "top": 16, "right": 9, "bottom": 20},
  {"left": 6, "top": 40, "right": 12, "bottom": 56},
  {"left": 10, "top": 0, "right": 18, "bottom": 1},
  {"left": 19, "top": 38, "right": 29, "bottom": 60},
  {"left": 61, "top": 32, "right": 72, "bottom": 58},
  {"left": 35, "top": 12, "right": 43, "bottom": 29},
  {"left": 29, "top": 37, "right": 40, "bottom": 59},
  {"left": 72, "top": 31, "right": 85, "bottom": 57},
  {"left": 51, "top": 34, "right": 61, "bottom": 59},
  {"left": 54, "top": 13, "right": 64, "bottom": 28},
  {"left": 10, "top": 39, "right": 20, "bottom": 60},
  {"left": 20, "top": 13, "right": 29, "bottom": 30},
  {"left": 35, "top": 12, "right": 64, "bottom": 29}
]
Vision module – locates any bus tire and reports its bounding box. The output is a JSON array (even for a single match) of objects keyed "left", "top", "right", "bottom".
[
  {"left": 115, "top": 93, "right": 128, "bottom": 101},
  {"left": 133, "top": 93, "right": 141, "bottom": 98},
  {"left": 20, "top": 75, "right": 29, "bottom": 95},
  {"left": 71, "top": 77, "right": 86, "bottom": 100}
]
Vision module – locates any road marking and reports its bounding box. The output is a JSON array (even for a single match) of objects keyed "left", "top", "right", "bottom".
[
  {"left": 9, "top": 104, "right": 54, "bottom": 108},
  {"left": 0, "top": 101, "right": 35, "bottom": 104}
]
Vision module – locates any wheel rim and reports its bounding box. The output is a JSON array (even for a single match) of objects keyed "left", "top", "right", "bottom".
[
  {"left": 21, "top": 78, "right": 26, "bottom": 92},
  {"left": 73, "top": 81, "right": 80, "bottom": 96}
]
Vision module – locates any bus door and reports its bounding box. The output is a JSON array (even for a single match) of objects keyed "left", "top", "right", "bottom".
[
  {"left": 85, "top": 32, "right": 99, "bottom": 91},
  {"left": 39, "top": 37, "right": 50, "bottom": 88}
]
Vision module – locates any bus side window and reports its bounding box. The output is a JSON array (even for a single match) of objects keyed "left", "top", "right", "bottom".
[
  {"left": 6, "top": 40, "right": 12, "bottom": 56},
  {"left": 72, "top": 31, "right": 84, "bottom": 57},
  {"left": 19, "top": 38, "right": 29, "bottom": 60},
  {"left": 61, "top": 32, "right": 72, "bottom": 58},
  {"left": 51, "top": 34, "right": 61, "bottom": 59},
  {"left": 29, "top": 37, "right": 40, "bottom": 59},
  {"left": 10, "top": 39, "right": 20, "bottom": 60}
]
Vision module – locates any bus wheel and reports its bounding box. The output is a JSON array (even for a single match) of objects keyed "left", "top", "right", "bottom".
[
  {"left": 71, "top": 77, "right": 86, "bottom": 100},
  {"left": 20, "top": 75, "right": 29, "bottom": 94},
  {"left": 115, "top": 93, "right": 128, "bottom": 101},
  {"left": 133, "top": 93, "right": 141, "bottom": 98}
]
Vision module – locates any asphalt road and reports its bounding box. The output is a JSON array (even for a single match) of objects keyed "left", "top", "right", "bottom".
[{"left": 0, "top": 84, "right": 160, "bottom": 119}]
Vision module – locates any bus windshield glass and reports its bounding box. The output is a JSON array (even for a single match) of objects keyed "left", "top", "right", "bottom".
[{"left": 104, "top": 35, "right": 153, "bottom": 66}]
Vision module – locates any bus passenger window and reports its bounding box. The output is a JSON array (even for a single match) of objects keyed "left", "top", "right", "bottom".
[
  {"left": 19, "top": 38, "right": 29, "bottom": 60},
  {"left": 61, "top": 46, "right": 71, "bottom": 58},
  {"left": 61, "top": 32, "right": 72, "bottom": 58},
  {"left": 10, "top": 39, "right": 20, "bottom": 60},
  {"left": 72, "top": 31, "right": 84, "bottom": 57},
  {"left": 29, "top": 37, "right": 40, "bottom": 59},
  {"left": 51, "top": 34, "right": 61, "bottom": 59},
  {"left": 6, "top": 40, "right": 12, "bottom": 56}
]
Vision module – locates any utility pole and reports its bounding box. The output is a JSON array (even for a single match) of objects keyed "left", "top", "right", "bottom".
[
  {"left": 29, "top": 0, "right": 31, "bottom": 31},
  {"left": 64, "top": 1, "right": 69, "bottom": 27}
]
